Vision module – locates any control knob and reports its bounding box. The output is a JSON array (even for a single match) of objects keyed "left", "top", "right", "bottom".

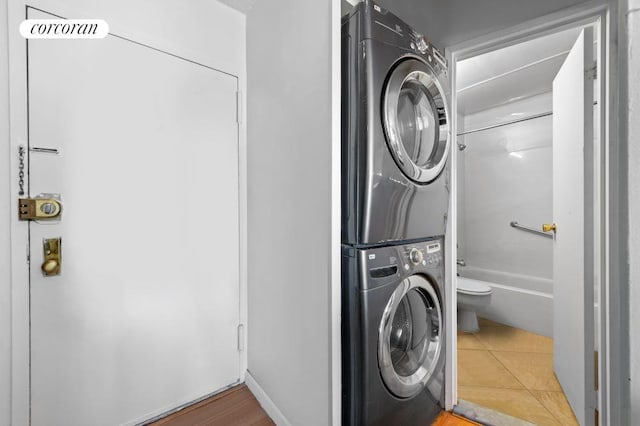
[
  {"left": 415, "top": 35, "right": 428, "bottom": 54},
  {"left": 409, "top": 248, "right": 423, "bottom": 265}
]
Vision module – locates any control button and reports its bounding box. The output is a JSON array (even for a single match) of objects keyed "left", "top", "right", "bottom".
[
  {"left": 410, "top": 42, "right": 416, "bottom": 50},
  {"left": 404, "top": 264, "right": 410, "bottom": 271},
  {"left": 409, "top": 248, "right": 423, "bottom": 265}
]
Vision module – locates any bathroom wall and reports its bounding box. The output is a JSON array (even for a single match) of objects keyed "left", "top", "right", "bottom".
[
  {"left": 456, "top": 112, "right": 466, "bottom": 263},
  {"left": 246, "top": 0, "right": 333, "bottom": 425},
  {"left": 459, "top": 92, "right": 554, "bottom": 336}
]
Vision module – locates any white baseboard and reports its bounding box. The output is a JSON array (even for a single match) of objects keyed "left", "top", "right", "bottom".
[{"left": 245, "top": 371, "right": 291, "bottom": 426}]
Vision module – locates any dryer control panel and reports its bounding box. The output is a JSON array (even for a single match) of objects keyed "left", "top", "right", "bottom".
[{"left": 358, "top": 0, "right": 447, "bottom": 74}]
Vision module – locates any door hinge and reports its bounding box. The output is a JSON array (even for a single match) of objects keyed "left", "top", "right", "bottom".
[
  {"left": 236, "top": 91, "right": 242, "bottom": 125},
  {"left": 237, "top": 323, "right": 245, "bottom": 352},
  {"left": 590, "top": 389, "right": 599, "bottom": 410},
  {"left": 586, "top": 62, "right": 597, "bottom": 80},
  {"left": 594, "top": 350, "right": 599, "bottom": 391}
]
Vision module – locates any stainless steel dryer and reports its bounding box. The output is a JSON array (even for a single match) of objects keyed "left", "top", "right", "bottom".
[
  {"left": 342, "top": 237, "right": 445, "bottom": 425},
  {"left": 342, "top": 0, "right": 451, "bottom": 246}
]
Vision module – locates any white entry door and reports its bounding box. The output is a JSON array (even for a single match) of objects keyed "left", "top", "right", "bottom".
[
  {"left": 552, "top": 27, "right": 596, "bottom": 426},
  {"left": 27, "top": 9, "right": 241, "bottom": 425}
]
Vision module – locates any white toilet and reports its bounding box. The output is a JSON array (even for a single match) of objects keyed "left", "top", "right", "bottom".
[{"left": 457, "top": 277, "right": 493, "bottom": 333}]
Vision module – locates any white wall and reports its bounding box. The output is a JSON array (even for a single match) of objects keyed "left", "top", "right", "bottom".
[
  {"left": 456, "top": 112, "right": 466, "bottom": 262},
  {"left": 16, "top": 0, "right": 245, "bottom": 75},
  {"left": 1, "top": 0, "right": 11, "bottom": 422},
  {"left": 627, "top": 0, "right": 640, "bottom": 418},
  {"left": 246, "top": 0, "right": 332, "bottom": 425}
]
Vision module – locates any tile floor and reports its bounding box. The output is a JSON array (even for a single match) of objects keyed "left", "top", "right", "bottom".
[{"left": 457, "top": 317, "right": 579, "bottom": 426}]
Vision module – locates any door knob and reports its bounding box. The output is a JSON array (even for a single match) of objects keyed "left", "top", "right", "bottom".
[
  {"left": 542, "top": 223, "right": 557, "bottom": 233},
  {"left": 42, "top": 238, "right": 62, "bottom": 276},
  {"left": 41, "top": 259, "right": 59, "bottom": 275}
]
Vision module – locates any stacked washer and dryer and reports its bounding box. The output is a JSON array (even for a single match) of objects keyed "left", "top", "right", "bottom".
[{"left": 341, "top": 1, "right": 451, "bottom": 425}]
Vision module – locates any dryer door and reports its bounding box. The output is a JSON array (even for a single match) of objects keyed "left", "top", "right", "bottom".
[
  {"left": 383, "top": 58, "right": 449, "bottom": 184},
  {"left": 378, "top": 274, "right": 443, "bottom": 398}
]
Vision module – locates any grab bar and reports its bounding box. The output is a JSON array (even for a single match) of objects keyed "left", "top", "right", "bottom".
[{"left": 510, "top": 221, "right": 553, "bottom": 239}]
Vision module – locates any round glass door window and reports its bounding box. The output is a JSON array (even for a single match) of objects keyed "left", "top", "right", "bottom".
[
  {"left": 383, "top": 58, "right": 449, "bottom": 183},
  {"left": 378, "top": 275, "right": 442, "bottom": 398}
]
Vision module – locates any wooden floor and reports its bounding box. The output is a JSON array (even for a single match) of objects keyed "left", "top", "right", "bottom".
[
  {"left": 150, "top": 383, "right": 482, "bottom": 426},
  {"left": 151, "top": 385, "right": 274, "bottom": 426}
]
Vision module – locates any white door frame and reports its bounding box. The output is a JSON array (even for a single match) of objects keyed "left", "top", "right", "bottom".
[
  {"left": 444, "top": 2, "right": 619, "bottom": 424},
  {"left": 6, "top": 3, "right": 248, "bottom": 424}
]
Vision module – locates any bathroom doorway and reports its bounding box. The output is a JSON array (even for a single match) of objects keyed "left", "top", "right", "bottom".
[{"left": 449, "top": 10, "right": 607, "bottom": 426}]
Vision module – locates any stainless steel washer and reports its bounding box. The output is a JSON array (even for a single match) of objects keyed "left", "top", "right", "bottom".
[{"left": 342, "top": 237, "right": 446, "bottom": 425}]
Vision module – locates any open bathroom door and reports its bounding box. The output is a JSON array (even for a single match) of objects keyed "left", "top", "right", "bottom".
[{"left": 551, "top": 27, "right": 596, "bottom": 426}]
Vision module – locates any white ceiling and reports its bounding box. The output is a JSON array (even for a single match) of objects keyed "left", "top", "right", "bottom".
[
  {"left": 217, "top": 0, "right": 256, "bottom": 13},
  {"left": 456, "top": 27, "right": 585, "bottom": 115}
]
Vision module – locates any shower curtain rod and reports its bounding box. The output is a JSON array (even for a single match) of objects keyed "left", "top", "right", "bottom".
[
  {"left": 457, "top": 101, "right": 598, "bottom": 137},
  {"left": 456, "top": 111, "right": 551, "bottom": 136}
]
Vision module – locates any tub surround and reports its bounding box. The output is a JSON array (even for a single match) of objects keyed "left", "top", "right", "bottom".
[
  {"left": 460, "top": 93, "right": 553, "bottom": 281},
  {"left": 458, "top": 93, "right": 554, "bottom": 337}
]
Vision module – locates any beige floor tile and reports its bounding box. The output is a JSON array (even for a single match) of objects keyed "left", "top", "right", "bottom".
[
  {"left": 457, "top": 331, "right": 485, "bottom": 350},
  {"left": 474, "top": 325, "right": 553, "bottom": 353},
  {"left": 458, "top": 386, "right": 560, "bottom": 426},
  {"left": 492, "top": 351, "right": 562, "bottom": 391},
  {"left": 457, "top": 349, "right": 523, "bottom": 389},
  {"left": 530, "top": 390, "right": 579, "bottom": 426}
]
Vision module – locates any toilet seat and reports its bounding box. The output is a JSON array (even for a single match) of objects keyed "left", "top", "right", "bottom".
[{"left": 457, "top": 279, "right": 492, "bottom": 295}]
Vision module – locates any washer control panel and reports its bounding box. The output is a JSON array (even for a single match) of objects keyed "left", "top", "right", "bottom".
[
  {"left": 401, "top": 240, "right": 442, "bottom": 269},
  {"left": 358, "top": 238, "right": 444, "bottom": 290}
]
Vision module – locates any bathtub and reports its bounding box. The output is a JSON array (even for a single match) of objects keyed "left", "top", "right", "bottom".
[{"left": 457, "top": 267, "right": 553, "bottom": 337}]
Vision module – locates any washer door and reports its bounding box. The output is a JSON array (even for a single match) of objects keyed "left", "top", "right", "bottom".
[
  {"left": 383, "top": 58, "right": 449, "bottom": 184},
  {"left": 378, "top": 275, "right": 443, "bottom": 398}
]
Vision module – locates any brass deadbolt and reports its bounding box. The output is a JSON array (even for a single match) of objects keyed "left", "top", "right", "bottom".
[{"left": 19, "top": 197, "right": 62, "bottom": 221}]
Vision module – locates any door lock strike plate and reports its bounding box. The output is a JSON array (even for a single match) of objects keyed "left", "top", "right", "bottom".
[{"left": 18, "top": 197, "right": 62, "bottom": 220}]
